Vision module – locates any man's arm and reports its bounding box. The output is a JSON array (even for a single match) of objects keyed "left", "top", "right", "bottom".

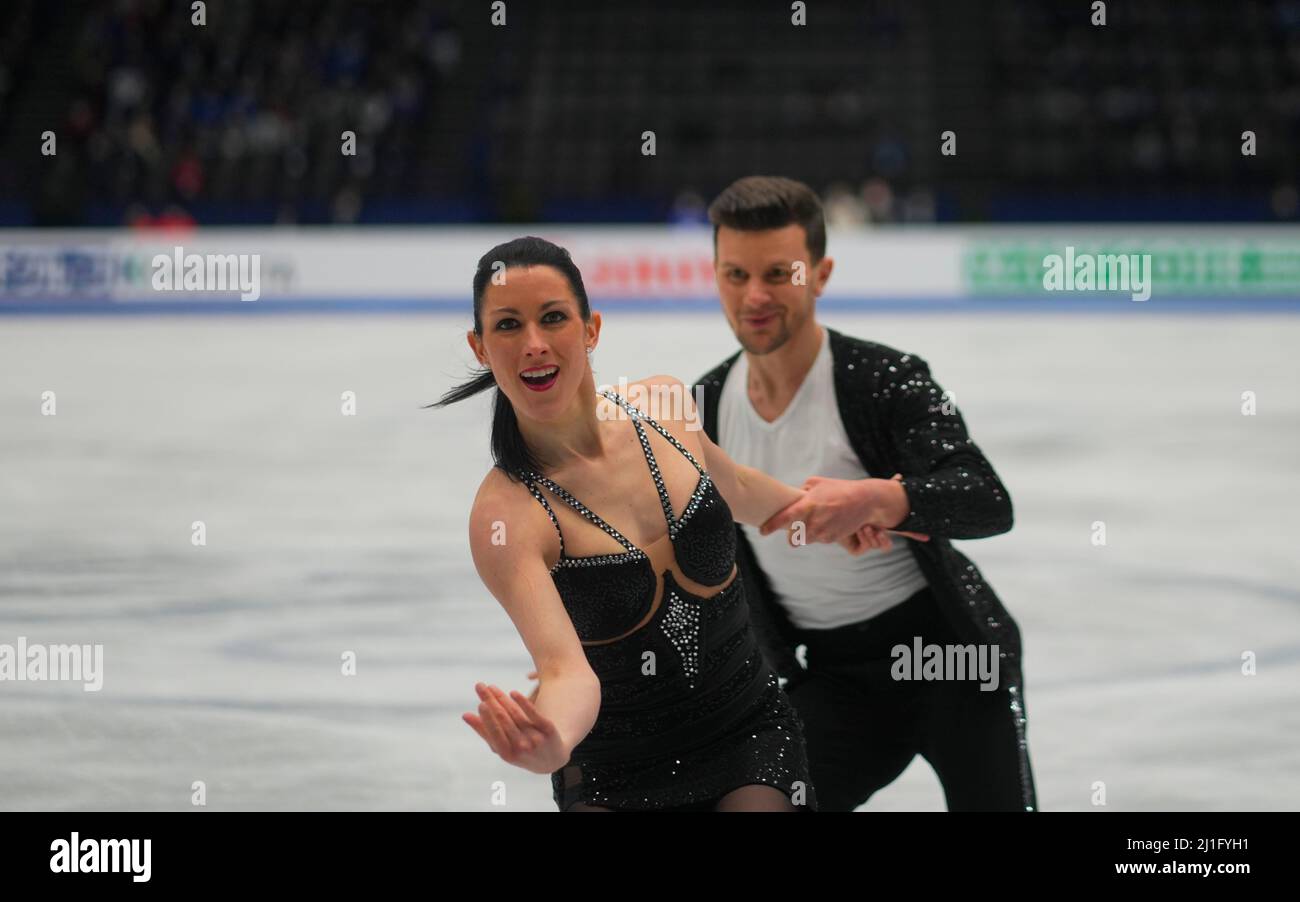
[{"left": 886, "top": 354, "right": 1013, "bottom": 540}]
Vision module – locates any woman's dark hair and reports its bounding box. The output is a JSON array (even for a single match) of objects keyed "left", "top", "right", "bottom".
[{"left": 426, "top": 236, "right": 591, "bottom": 482}]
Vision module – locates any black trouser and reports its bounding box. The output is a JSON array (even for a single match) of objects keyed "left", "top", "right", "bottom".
[{"left": 785, "top": 585, "right": 1036, "bottom": 812}]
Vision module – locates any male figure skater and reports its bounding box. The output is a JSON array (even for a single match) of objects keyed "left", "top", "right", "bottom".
[{"left": 691, "top": 176, "right": 1037, "bottom": 811}]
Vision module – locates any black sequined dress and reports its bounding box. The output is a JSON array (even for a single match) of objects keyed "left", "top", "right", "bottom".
[{"left": 517, "top": 389, "right": 817, "bottom": 812}]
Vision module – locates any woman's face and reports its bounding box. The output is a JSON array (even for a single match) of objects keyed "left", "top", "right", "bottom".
[{"left": 469, "top": 264, "right": 599, "bottom": 418}]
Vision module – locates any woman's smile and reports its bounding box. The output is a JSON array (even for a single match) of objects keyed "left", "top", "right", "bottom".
[{"left": 520, "top": 363, "right": 560, "bottom": 391}]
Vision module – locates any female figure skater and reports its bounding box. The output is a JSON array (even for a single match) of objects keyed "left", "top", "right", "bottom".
[{"left": 435, "top": 236, "right": 897, "bottom": 811}]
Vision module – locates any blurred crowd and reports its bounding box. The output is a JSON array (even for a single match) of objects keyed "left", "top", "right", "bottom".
[
  {"left": 34, "top": 0, "right": 461, "bottom": 225},
  {"left": 2, "top": 0, "right": 1295, "bottom": 226}
]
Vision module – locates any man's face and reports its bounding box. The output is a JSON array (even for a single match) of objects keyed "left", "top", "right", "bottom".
[{"left": 714, "top": 223, "right": 832, "bottom": 355}]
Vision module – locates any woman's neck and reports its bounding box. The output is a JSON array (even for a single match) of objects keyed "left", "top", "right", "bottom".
[{"left": 516, "top": 377, "right": 607, "bottom": 472}]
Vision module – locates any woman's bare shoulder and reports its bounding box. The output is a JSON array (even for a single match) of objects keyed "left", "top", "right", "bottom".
[
  {"left": 472, "top": 465, "right": 532, "bottom": 513},
  {"left": 468, "top": 466, "right": 555, "bottom": 564},
  {"left": 616, "top": 374, "right": 704, "bottom": 448},
  {"left": 469, "top": 466, "right": 538, "bottom": 533},
  {"left": 611, "top": 374, "right": 688, "bottom": 413}
]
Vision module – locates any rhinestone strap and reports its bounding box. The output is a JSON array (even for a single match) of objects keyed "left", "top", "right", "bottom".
[
  {"left": 523, "top": 479, "right": 566, "bottom": 558},
  {"left": 598, "top": 389, "right": 706, "bottom": 474},
  {"left": 522, "top": 470, "right": 640, "bottom": 555},
  {"left": 631, "top": 418, "right": 680, "bottom": 531},
  {"left": 554, "top": 550, "right": 645, "bottom": 570},
  {"left": 601, "top": 389, "right": 711, "bottom": 540},
  {"left": 670, "top": 473, "right": 712, "bottom": 540}
]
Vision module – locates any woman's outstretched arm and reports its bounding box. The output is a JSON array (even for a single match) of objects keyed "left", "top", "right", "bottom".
[{"left": 463, "top": 469, "right": 602, "bottom": 774}]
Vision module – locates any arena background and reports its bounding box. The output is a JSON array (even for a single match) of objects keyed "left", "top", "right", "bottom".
[{"left": 1, "top": 0, "right": 1298, "bottom": 811}]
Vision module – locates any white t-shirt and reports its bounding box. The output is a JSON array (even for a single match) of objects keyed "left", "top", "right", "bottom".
[{"left": 717, "top": 328, "right": 929, "bottom": 630}]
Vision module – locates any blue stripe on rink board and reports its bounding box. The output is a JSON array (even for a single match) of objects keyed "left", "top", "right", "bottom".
[{"left": 4, "top": 296, "right": 1300, "bottom": 315}]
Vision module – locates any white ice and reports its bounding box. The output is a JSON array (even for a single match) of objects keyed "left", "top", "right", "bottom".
[{"left": 1, "top": 310, "right": 1297, "bottom": 810}]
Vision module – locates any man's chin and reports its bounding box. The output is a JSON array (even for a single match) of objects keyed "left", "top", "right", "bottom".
[{"left": 739, "top": 328, "right": 790, "bottom": 355}]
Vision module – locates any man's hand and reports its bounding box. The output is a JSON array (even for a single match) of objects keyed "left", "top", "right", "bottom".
[
  {"left": 759, "top": 473, "right": 928, "bottom": 546},
  {"left": 837, "top": 524, "right": 904, "bottom": 555}
]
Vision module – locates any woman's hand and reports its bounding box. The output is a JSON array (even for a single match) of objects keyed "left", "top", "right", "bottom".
[
  {"left": 767, "top": 472, "right": 930, "bottom": 550},
  {"left": 462, "top": 680, "right": 568, "bottom": 774}
]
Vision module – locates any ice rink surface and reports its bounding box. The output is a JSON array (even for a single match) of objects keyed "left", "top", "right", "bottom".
[{"left": 2, "top": 309, "right": 1298, "bottom": 811}]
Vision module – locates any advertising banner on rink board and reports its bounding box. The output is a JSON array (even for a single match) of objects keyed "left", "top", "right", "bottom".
[{"left": 1, "top": 225, "right": 1298, "bottom": 311}]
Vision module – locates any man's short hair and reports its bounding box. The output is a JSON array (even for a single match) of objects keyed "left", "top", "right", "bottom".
[{"left": 707, "top": 175, "right": 826, "bottom": 262}]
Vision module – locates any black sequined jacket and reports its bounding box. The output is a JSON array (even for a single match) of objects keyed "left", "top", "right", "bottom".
[{"left": 692, "top": 326, "right": 1025, "bottom": 698}]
